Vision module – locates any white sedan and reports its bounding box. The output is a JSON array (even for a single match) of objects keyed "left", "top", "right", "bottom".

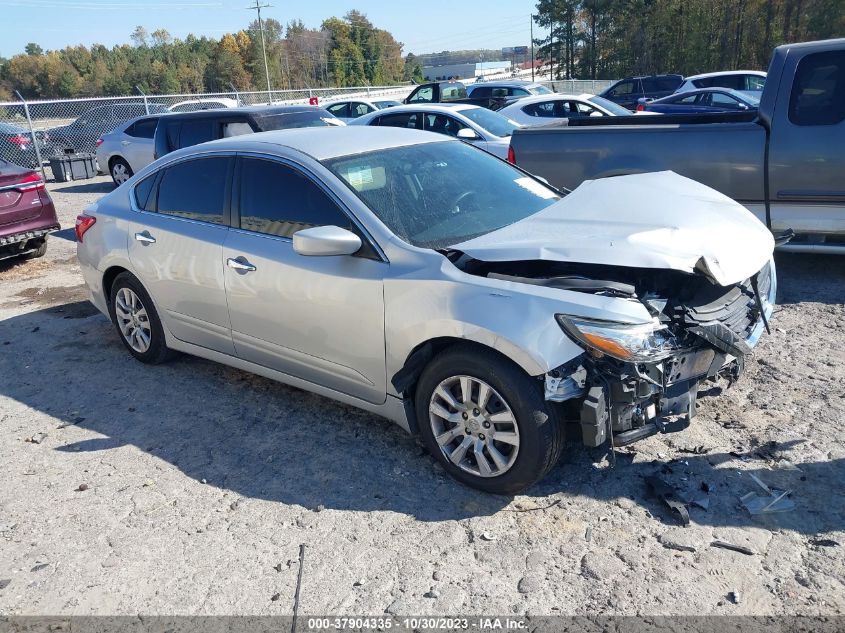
[
  {"left": 497, "top": 93, "right": 632, "bottom": 126},
  {"left": 350, "top": 103, "right": 521, "bottom": 160}
]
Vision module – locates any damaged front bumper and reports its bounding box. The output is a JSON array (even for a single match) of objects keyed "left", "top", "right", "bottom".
[{"left": 545, "top": 260, "right": 776, "bottom": 448}]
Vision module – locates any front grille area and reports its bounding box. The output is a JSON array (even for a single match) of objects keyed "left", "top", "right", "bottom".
[{"left": 673, "top": 261, "right": 772, "bottom": 355}]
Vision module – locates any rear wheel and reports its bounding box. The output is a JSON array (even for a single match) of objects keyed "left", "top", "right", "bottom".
[
  {"left": 108, "top": 272, "right": 175, "bottom": 364},
  {"left": 21, "top": 238, "right": 47, "bottom": 260},
  {"left": 415, "top": 345, "right": 563, "bottom": 495},
  {"left": 110, "top": 158, "right": 133, "bottom": 186}
]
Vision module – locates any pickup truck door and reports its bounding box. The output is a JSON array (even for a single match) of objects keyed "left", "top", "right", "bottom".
[{"left": 768, "top": 47, "right": 845, "bottom": 234}]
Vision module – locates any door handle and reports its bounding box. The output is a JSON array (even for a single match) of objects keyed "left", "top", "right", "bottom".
[
  {"left": 134, "top": 231, "right": 156, "bottom": 244},
  {"left": 227, "top": 257, "right": 257, "bottom": 273},
  {"left": 121, "top": 140, "right": 131, "bottom": 146}
]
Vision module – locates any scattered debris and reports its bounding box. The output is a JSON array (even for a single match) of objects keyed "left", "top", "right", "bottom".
[
  {"left": 292, "top": 544, "right": 306, "bottom": 630},
  {"left": 585, "top": 526, "right": 592, "bottom": 542},
  {"left": 809, "top": 538, "right": 840, "bottom": 548},
  {"left": 711, "top": 540, "right": 754, "bottom": 556},
  {"left": 314, "top": 504, "right": 325, "bottom": 513},
  {"left": 229, "top": 500, "right": 240, "bottom": 511},
  {"left": 660, "top": 540, "right": 696, "bottom": 553},
  {"left": 689, "top": 496, "right": 710, "bottom": 511},
  {"left": 273, "top": 562, "right": 283, "bottom": 573},
  {"left": 740, "top": 487, "right": 795, "bottom": 515},
  {"left": 509, "top": 499, "right": 561, "bottom": 513},
  {"left": 479, "top": 532, "right": 497, "bottom": 541},
  {"left": 727, "top": 590, "right": 741, "bottom": 604},
  {"left": 25, "top": 432, "right": 47, "bottom": 445},
  {"left": 76, "top": 483, "right": 88, "bottom": 492},
  {"left": 645, "top": 476, "right": 690, "bottom": 526},
  {"left": 30, "top": 563, "right": 49, "bottom": 572},
  {"left": 270, "top": 593, "right": 281, "bottom": 602},
  {"left": 423, "top": 588, "right": 440, "bottom": 599},
  {"left": 200, "top": 478, "right": 207, "bottom": 484},
  {"left": 432, "top": 570, "right": 443, "bottom": 581},
  {"left": 353, "top": 578, "right": 366, "bottom": 587},
  {"left": 0, "top": 579, "right": 10, "bottom": 590},
  {"left": 678, "top": 445, "right": 709, "bottom": 455}
]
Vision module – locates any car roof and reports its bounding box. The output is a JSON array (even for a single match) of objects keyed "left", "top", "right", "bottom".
[
  {"left": 174, "top": 126, "right": 449, "bottom": 161},
  {"left": 685, "top": 70, "right": 767, "bottom": 80},
  {"left": 658, "top": 87, "right": 753, "bottom": 102},
  {"left": 502, "top": 94, "right": 583, "bottom": 106},
  {"left": 614, "top": 74, "right": 683, "bottom": 81},
  {"left": 470, "top": 80, "right": 532, "bottom": 87},
  {"left": 159, "top": 104, "right": 322, "bottom": 121},
  {"left": 366, "top": 103, "right": 480, "bottom": 114}
]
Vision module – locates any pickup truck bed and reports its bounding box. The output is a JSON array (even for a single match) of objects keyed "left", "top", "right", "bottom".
[{"left": 510, "top": 38, "right": 845, "bottom": 251}]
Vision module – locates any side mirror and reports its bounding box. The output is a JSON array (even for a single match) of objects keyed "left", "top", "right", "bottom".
[
  {"left": 457, "top": 128, "right": 480, "bottom": 140},
  {"left": 293, "top": 225, "right": 362, "bottom": 257}
]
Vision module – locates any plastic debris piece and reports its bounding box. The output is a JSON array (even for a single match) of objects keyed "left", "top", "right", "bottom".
[
  {"left": 645, "top": 476, "right": 690, "bottom": 526},
  {"left": 711, "top": 540, "right": 754, "bottom": 556},
  {"left": 740, "top": 489, "right": 795, "bottom": 515}
]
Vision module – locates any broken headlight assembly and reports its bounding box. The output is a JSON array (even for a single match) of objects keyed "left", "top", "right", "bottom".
[{"left": 555, "top": 314, "right": 681, "bottom": 362}]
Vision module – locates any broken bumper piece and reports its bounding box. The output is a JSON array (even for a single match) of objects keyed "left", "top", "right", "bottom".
[{"left": 546, "top": 259, "right": 776, "bottom": 448}]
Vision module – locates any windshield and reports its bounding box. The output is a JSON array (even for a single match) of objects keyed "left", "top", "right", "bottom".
[
  {"left": 323, "top": 141, "right": 560, "bottom": 249},
  {"left": 529, "top": 84, "right": 553, "bottom": 95},
  {"left": 459, "top": 107, "right": 520, "bottom": 138},
  {"left": 259, "top": 111, "right": 344, "bottom": 130},
  {"left": 587, "top": 95, "right": 632, "bottom": 115}
]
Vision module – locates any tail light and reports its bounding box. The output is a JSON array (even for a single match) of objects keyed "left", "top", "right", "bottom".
[
  {"left": 7, "top": 134, "right": 31, "bottom": 146},
  {"left": 75, "top": 215, "right": 96, "bottom": 242},
  {"left": 636, "top": 104, "right": 645, "bottom": 112},
  {"left": 95, "top": 138, "right": 104, "bottom": 147},
  {"left": 14, "top": 171, "right": 45, "bottom": 192},
  {"left": 507, "top": 145, "right": 516, "bottom": 164}
]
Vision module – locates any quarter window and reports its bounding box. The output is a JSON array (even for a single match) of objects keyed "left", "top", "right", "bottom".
[
  {"left": 789, "top": 50, "right": 845, "bottom": 126},
  {"left": 134, "top": 173, "right": 157, "bottom": 211},
  {"left": 238, "top": 159, "right": 352, "bottom": 239},
  {"left": 156, "top": 157, "right": 230, "bottom": 225}
]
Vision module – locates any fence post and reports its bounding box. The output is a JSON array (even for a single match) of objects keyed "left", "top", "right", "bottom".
[
  {"left": 134, "top": 85, "right": 150, "bottom": 114},
  {"left": 15, "top": 91, "right": 46, "bottom": 183}
]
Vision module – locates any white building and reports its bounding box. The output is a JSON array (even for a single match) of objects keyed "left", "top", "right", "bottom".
[{"left": 422, "top": 61, "right": 511, "bottom": 81}]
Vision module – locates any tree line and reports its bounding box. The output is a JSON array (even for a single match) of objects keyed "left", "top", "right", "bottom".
[
  {"left": 0, "top": 10, "right": 412, "bottom": 101},
  {"left": 534, "top": 0, "right": 845, "bottom": 79}
]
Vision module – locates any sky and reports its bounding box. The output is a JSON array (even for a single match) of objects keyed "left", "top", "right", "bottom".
[{"left": 1, "top": 0, "right": 547, "bottom": 59}]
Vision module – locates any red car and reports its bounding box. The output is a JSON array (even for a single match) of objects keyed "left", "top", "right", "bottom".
[{"left": 0, "top": 159, "right": 60, "bottom": 262}]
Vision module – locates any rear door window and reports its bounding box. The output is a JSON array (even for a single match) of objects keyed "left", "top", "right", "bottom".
[
  {"left": 156, "top": 157, "right": 230, "bottom": 225},
  {"left": 608, "top": 80, "right": 635, "bottom": 97},
  {"left": 789, "top": 50, "right": 845, "bottom": 126},
  {"left": 178, "top": 119, "right": 217, "bottom": 148},
  {"left": 326, "top": 103, "right": 349, "bottom": 117},
  {"left": 126, "top": 118, "right": 158, "bottom": 139},
  {"left": 423, "top": 114, "right": 467, "bottom": 137},
  {"left": 376, "top": 112, "right": 420, "bottom": 129},
  {"left": 237, "top": 158, "right": 352, "bottom": 239},
  {"left": 709, "top": 92, "right": 744, "bottom": 109}
]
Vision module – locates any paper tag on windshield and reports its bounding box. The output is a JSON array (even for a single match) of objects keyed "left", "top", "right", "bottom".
[
  {"left": 514, "top": 177, "right": 557, "bottom": 199},
  {"left": 346, "top": 167, "right": 374, "bottom": 190}
]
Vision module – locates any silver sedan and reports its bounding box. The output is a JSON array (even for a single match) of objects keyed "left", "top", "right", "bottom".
[{"left": 76, "top": 127, "right": 775, "bottom": 494}]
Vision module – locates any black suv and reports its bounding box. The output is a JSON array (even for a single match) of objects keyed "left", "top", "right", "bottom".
[
  {"left": 153, "top": 105, "right": 342, "bottom": 159},
  {"left": 598, "top": 75, "right": 684, "bottom": 110}
]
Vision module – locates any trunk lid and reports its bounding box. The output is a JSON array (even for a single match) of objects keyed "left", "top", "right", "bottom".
[{"left": 453, "top": 171, "right": 774, "bottom": 286}]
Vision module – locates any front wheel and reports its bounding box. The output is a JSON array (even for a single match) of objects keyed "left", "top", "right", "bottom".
[{"left": 415, "top": 345, "right": 564, "bottom": 495}]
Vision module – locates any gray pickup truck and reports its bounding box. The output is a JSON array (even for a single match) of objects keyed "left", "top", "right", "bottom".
[{"left": 509, "top": 38, "right": 845, "bottom": 253}]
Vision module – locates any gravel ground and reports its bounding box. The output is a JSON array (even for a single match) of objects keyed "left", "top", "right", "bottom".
[{"left": 0, "top": 175, "right": 843, "bottom": 617}]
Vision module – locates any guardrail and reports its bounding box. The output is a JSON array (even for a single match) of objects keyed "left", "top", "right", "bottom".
[{"left": 0, "top": 85, "right": 412, "bottom": 181}]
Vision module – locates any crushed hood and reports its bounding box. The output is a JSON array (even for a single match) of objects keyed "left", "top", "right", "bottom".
[{"left": 453, "top": 171, "right": 775, "bottom": 286}]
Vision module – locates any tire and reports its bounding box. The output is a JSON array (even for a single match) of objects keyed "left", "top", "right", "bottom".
[
  {"left": 22, "top": 238, "right": 48, "bottom": 260},
  {"left": 107, "top": 272, "right": 175, "bottom": 364},
  {"left": 110, "top": 157, "right": 133, "bottom": 186},
  {"left": 415, "top": 344, "right": 564, "bottom": 495}
]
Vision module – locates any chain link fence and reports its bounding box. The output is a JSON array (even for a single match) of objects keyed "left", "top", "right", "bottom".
[{"left": 0, "top": 85, "right": 412, "bottom": 180}]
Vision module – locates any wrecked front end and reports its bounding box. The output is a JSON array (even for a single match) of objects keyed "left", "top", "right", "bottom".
[{"left": 462, "top": 255, "right": 776, "bottom": 448}]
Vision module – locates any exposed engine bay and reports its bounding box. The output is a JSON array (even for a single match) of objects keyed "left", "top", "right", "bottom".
[{"left": 447, "top": 251, "right": 775, "bottom": 448}]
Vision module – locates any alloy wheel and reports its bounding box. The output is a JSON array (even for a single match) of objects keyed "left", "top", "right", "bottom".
[
  {"left": 111, "top": 162, "right": 130, "bottom": 184},
  {"left": 428, "top": 375, "right": 520, "bottom": 478},
  {"left": 114, "top": 287, "right": 152, "bottom": 353}
]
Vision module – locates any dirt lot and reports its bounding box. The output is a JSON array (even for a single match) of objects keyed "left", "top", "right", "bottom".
[{"left": 0, "top": 175, "right": 843, "bottom": 617}]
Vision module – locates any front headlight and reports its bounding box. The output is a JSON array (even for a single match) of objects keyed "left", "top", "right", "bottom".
[{"left": 556, "top": 314, "right": 680, "bottom": 362}]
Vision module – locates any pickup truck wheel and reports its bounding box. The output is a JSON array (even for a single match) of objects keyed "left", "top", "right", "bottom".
[
  {"left": 109, "top": 158, "right": 133, "bottom": 186},
  {"left": 21, "top": 238, "right": 47, "bottom": 260},
  {"left": 415, "top": 345, "right": 563, "bottom": 495},
  {"left": 108, "top": 272, "right": 175, "bottom": 364}
]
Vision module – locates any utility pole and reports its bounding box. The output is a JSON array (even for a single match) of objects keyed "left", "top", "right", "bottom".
[
  {"left": 530, "top": 15, "right": 534, "bottom": 82},
  {"left": 247, "top": 0, "right": 273, "bottom": 95}
]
